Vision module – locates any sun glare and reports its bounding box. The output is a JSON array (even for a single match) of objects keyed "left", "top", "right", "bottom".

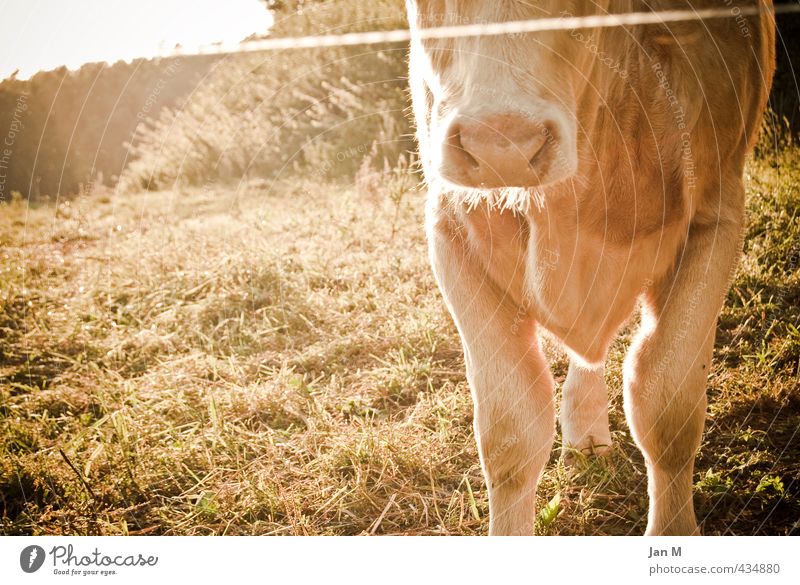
[{"left": 0, "top": 0, "right": 274, "bottom": 80}]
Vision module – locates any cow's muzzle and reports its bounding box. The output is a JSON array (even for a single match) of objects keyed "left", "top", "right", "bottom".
[{"left": 440, "top": 113, "right": 570, "bottom": 189}]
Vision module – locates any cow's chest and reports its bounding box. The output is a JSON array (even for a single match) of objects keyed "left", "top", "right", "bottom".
[
  {"left": 524, "top": 224, "right": 651, "bottom": 363},
  {"left": 458, "top": 200, "right": 683, "bottom": 363}
]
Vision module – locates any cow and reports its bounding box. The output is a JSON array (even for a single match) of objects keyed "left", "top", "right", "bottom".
[{"left": 405, "top": 0, "right": 775, "bottom": 535}]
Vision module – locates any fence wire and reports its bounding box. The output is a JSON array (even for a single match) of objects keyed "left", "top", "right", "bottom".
[{"left": 157, "top": 3, "right": 800, "bottom": 58}]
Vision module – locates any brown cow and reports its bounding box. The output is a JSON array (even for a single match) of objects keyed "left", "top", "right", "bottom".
[{"left": 406, "top": 0, "right": 775, "bottom": 535}]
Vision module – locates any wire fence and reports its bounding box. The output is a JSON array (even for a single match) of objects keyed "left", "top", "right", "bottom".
[{"left": 158, "top": 3, "right": 800, "bottom": 58}]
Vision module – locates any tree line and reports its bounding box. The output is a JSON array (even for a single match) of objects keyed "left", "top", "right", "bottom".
[{"left": 0, "top": 56, "right": 217, "bottom": 202}]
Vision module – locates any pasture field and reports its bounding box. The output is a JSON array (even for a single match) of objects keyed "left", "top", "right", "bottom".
[{"left": 1, "top": 146, "right": 798, "bottom": 536}]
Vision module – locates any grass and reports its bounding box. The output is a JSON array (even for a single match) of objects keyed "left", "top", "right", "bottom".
[{"left": 0, "top": 147, "right": 798, "bottom": 536}]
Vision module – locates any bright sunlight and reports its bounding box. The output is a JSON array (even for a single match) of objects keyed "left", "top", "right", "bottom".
[{"left": 0, "top": 0, "right": 274, "bottom": 80}]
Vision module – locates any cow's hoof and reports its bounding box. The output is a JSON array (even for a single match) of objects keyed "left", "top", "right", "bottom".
[
  {"left": 561, "top": 438, "right": 612, "bottom": 469},
  {"left": 644, "top": 523, "right": 701, "bottom": 536}
]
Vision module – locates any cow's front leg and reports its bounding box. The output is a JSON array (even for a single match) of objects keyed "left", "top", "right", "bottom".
[
  {"left": 427, "top": 202, "right": 555, "bottom": 536},
  {"left": 560, "top": 361, "right": 612, "bottom": 465},
  {"left": 623, "top": 207, "right": 744, "bottom": 535}
]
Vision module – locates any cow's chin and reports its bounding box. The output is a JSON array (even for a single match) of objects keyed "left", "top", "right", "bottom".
[
  {"left": 431, "top": 169, "right": 578, "bottom": 213},
  {"left": 436, "top": 158, "right": 578, "bottom": 193}
]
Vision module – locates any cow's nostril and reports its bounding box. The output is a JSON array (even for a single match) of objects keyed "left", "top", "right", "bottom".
[
  {"left": 528, "top": 139, "right": 549, "bottom": 169},
  {"left": 446, "top": 125, "right": 481, "bottom": 171}
]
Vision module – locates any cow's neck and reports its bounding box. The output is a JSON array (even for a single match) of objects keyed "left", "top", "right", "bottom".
[{"left": 531, "top": 21, "right": 691, "bottom": 247}]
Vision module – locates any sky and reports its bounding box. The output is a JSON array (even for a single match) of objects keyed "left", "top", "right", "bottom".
[{"left": 0, "top": 0, "right": 275, "bottom": 80}]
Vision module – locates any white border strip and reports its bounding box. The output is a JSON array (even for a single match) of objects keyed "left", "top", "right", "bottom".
[{"left": 2, "top": 536, "right": 799, "bottom": 584}]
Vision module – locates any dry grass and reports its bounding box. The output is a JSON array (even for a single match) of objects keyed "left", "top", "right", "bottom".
[{"left": 1, "top": 149, "right": 798, "bottom": 535}]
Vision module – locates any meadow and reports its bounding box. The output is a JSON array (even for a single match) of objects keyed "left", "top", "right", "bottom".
[{"left": 1, "top": 140, "right": 798, "bottom": 535}]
